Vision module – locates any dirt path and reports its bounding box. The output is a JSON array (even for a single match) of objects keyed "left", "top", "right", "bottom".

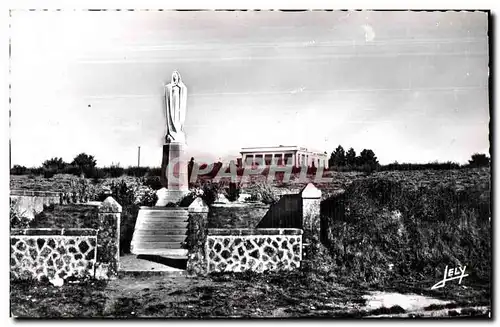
[{"left": 11, "top": 273, "right": 490, "bottom": 318}]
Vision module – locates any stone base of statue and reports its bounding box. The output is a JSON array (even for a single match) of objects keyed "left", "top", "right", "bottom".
[{"left": 156, "top": 142, "right": 189, "bottom": 206}]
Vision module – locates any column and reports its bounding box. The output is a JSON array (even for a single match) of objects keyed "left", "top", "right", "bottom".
[
  {"left": 95, "top": 196, "right": 122, "bottom": 280},
  {"left": 186, "top": 198, "right": 209, "bottom": 276},
  {"left": 301, "top": 183, "right": 321, "bottom": 240},
  {"left": 301, "top": 183, "right": 321, "bottom": 266}
]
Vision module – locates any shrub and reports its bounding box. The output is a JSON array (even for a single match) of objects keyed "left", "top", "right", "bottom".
[
  {"left": 89, "top": 167, "right": 106, "bottom": 181},
  {"left": 244, "top": 193, "right": 260, "bottom": 202},
  {"left": 148, "top": 167, "right": 162, "bottom": 177},
  {"left": 307, "top": 165, "right": 318, "bottom": 175},
  {"left": 125, "top": 166, "right": 150, "bottom": 177},
  {"left": 380, "top": 161, "right": 461, "bottom": 171},
  {"left": 103, "top": 179, "right": 158, "bottom": 254},
  {"left": 200, "top": 181, "right": 220, "bottom": 205},
  {"left": 248, "top": 182, "right": 278, "bottom": 205},
  {"left": 468, "top": 153, "right": 490, "bottom": 168},
  {"left": 10, "top": 199, "right": 31, "bottom": 229},
  {"left": 323, "top": 176, "right": 491, "bottom": 286},
  {"left": 42, "top": 157, "right": 67, "bottom": 171},
  {"left": 186, "top": 181, "right": 221, "bottom": 206},
  {"left": 179, "top": 193, "right": 197, "bottom": 207},
  {"left": 10, "top": 165, "right": 27, "bottom": 175},
  {"left": 134, "top": 186, "right": 158, "bottom": 207},
  {"left": 71, "top": 153, "right": 97, "bottom": 177},
  {"left": 28, "top": 167, "right": 44, "bottom": 176},
  {"left": 142, "top": 176, "right": 163, "bottom": 190},
  {"left": 224, "top": 182, "right": 240, "bottom": 202},
  {"left": 42, "top": 168, "right": 57, "bottom": 179},
  {"left": 103, "top": 164, "right": 125, "bottom": 178},
  {"left": 69, "top": 178, "right": 100, "bottom": 202},
  {"left": 61, "top": 164, "right": 81, "bottom": 176}
]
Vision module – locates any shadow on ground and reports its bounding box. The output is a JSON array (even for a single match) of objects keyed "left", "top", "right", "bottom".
[{"left": 137, "top": 255, "right": 187, "bottom": 270}]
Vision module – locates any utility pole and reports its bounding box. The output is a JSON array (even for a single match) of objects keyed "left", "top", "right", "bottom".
[
  {"left": 9, "top": 108, "right": 11, "bottom": 170},
  {"left": 137, "top": 146, "right": 141, "bottom": 168}
]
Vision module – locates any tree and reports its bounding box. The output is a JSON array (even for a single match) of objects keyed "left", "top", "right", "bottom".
[
  {"left": 358, "top": 149, "right": 379, "bottom": 172},
  {"left": 468, "top": 153, "right": 490, "bottom": 167},
  {"left": 329, "top": 145, "right": 346, "bottom": 168},
  {"left": 42, "top": 157, "right": 67, "bottom": 170},
  {"left": 346, "top": 148, "right": 356, "bottom": 167},
  {"left": 10, "top": 165, "right": 27, "bottom": 175},
  {"left": 359, "top": 149, "right": 378, "bottom": 164},
  {"left": 71, "top": 153, "right": 97, "bottom": 176}
]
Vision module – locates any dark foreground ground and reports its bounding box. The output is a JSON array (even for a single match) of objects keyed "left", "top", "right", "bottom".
[{"left": 11, "top": 271, "right": 490, "bottom": 319}]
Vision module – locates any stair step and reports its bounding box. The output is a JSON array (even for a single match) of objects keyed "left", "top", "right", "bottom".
[
  {"left": 133, "top": 229, "right": 188, "bottom": 236},
  {"left": 141, "top": 207, "right": 189, "bottom": 212},
  {"left": 140, "top": 212, "right": 189, "bottom": 218},
  {"left": 131, "top": 208, "right": 191, "bottom": 255},
  {"left": 135, "top": 221, "right": 189, "bottom": 228},
  {"left": 131, "top": 241, "right": 185, "bottom": 249},
  {"left": 141, "top": 215, "right": 190, "bottom": 220},
  {"left": 142, "top": 217, "right": 189, "bottom": 222},
  {"left": 139, "top": 218, "right": 189, "bottom": 223},
  {"left": 132, "top": 235, "right": 187, "bottom": 242},
  {"left": 141, "top": 210, "right": 189, "bottom": 215},
  {"left": 129, "top": 248, "right": 188, "bottom": 258}
]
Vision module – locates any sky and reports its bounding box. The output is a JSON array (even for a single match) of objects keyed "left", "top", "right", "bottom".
[{"left": 9, "top": 10, "right": 490, "bottom": 167}]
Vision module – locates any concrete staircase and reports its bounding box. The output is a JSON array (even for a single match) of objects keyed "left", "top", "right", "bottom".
[{"left": 130, "top": 207, "right": 189, "bottom": 258}]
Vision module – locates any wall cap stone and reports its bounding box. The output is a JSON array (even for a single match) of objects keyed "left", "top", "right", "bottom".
[
  {"left": 208, "top": 228, "right": 303, "bottom": 236},
  {"left": 99, "top": 196, "right": 122, "bottom": 213},
  {"left": 11, "top": 228, "right": 98, "bottom": 236},
  {"left": 188, "top": 197, "right": 209, "bottom": 213},
  {"left": 86, "top": 201, "right": 103, "bottom": 207},
  {"left": 156, "top": 187, "right": 168, "bottom": 197},
  {"left": 211, "top": 202, "right": 270, "bottom": 208},
  {"left": 10, "top": 190, "right": 61, "bottom": 197},
  {"left": 301, "top": 183, "right": 322, "bottom": 199}
]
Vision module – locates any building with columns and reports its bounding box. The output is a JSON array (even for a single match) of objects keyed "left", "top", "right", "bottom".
[{"left": 239, "top": 145, "right": 329, "bottom": 168}]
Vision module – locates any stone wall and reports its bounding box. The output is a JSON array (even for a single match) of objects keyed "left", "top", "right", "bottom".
[
  {"left": 10, "top": 228, "right": 98, "bottom": 280},
  {"left": 10, "top": 196, "right": 121, "bottom": 281},
  {"left": 206, "top": 228, "right": 303, "bottom": 273},
  {"left": 186, "top": 184, "right": 325, "bottom": 275}
]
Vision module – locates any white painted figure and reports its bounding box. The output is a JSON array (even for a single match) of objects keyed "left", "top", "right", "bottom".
[{"left": 164, "top": 71, "right": 187, "bottom": 144}]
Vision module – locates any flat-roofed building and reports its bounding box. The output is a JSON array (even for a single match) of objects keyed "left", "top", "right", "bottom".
[{"left": 239, "top": 145, "right": 328, "bottom": 168}]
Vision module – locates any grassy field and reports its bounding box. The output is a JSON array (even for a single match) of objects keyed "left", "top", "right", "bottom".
[{"left": 9, "top": 167, "right": 490, "bottom": 198}]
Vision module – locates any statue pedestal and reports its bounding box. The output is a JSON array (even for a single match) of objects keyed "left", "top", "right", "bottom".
[{"left": 156, "top": 142, "right": 189, "bottom": 206}]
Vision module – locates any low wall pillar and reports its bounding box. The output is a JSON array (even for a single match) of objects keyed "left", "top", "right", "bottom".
[
  {"left": 95, "top": 196, "right": 121, "bottom": 279},
  {"left": 301, "top": 183, "right": 322, "bottom": 268},
  {"left": 186, "top": 197, "right": 209, "bottom": 276}
]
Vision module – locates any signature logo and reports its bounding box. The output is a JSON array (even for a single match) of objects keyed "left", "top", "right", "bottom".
[{"left": 431, "top": 265, "right": 468, "bottom": 290}]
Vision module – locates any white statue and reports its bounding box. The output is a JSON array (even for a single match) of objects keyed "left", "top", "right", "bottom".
[{"left": 164, "top": 71, "right": 187, "bottom": 143}]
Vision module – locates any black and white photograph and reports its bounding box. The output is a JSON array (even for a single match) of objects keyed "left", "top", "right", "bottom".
[{"left": 8, "top": 7, "right": 492, "bottom": 319}]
